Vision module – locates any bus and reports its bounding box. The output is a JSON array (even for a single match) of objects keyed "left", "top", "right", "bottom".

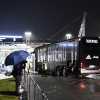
[{"left": 34, "top": 37, "right": 100, "bottom": 77}]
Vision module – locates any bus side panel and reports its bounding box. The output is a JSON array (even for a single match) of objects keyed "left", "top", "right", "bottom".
[{"left": 35, "top": 41, "right": 80, "bottom": 76}]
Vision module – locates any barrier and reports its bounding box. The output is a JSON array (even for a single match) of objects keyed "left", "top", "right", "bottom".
[{"left": 20, "top": 71, "right": 48, "bottom": 100}]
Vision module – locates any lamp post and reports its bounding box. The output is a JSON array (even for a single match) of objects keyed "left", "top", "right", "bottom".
[
  {"left": 65, "top": 33, "right": 72, "bottom": 40},
  {"left": 24, "top": 31, "right": 32, "bottom": 45}
]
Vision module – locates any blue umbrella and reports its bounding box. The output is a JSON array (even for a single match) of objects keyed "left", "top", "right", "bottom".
[{"left": 5, "top": 50, "right": 30, "bottom": 66}]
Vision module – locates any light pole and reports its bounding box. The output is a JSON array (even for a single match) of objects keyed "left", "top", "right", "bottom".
[
  {"left": 65, "top": 33, "right": 72, "bottom": 40},
  {"left": 24, "top": 31, "right": 32, "bottom": 45}
]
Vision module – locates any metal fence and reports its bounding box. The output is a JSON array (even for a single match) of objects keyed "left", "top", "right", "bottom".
[{"left": 20, "top": 71, "right": 48, "bottom": 100}]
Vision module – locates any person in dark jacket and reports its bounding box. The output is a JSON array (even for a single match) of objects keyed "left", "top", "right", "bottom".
[{"left": 11, "top": 61, "right": 27, "bottom": 94}]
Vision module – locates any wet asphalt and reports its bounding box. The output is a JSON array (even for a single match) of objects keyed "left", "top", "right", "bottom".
[{"left": 32, "top": 75, "right": 100, "bottom": 100}]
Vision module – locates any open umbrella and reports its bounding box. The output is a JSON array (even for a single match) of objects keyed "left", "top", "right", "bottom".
[{"left": 5, "top": 50, "right": 30, "bottom": 66}]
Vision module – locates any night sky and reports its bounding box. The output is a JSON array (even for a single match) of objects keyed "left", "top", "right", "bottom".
[{"left": 0, "top": 0, "right": 100, "bottom": 41}]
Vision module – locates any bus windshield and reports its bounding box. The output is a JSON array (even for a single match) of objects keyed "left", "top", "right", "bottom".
[{"left": 79, "top": 37, "right": 100, "bottom": 69}]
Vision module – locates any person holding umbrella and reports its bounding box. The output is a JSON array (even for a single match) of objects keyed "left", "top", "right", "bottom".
[
  {"left": 5, "top": 50, "right": 29, "bottom": 95},
  {"left": 11, "top": 61, "right": 27, "bottom": 94}
]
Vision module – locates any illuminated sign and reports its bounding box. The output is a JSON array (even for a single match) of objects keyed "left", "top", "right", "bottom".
[
  {"left": 93, "top": 56, "right": 99, "bottom": 59},
  {"left": 85, "top": 55, "right": 99, "bottom": 60},
  {"left": 86, "top": 55, "right": 91, "bottom": 60},
  {"left": 86, "top": 39, "right": 98, "bottom": 44}
]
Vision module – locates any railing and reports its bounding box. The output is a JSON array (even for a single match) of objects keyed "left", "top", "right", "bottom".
[{"left": 20, "top": 71, "right": 48, "bottom": 100}]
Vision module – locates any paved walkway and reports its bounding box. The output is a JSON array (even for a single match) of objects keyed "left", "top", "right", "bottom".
[{"left": 0, "top": 74, "right": 13, "bottom": 80}]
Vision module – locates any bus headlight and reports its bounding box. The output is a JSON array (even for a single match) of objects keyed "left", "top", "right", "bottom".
[{"left": 89, "top": 65, "right": 96, "bottom": 69}]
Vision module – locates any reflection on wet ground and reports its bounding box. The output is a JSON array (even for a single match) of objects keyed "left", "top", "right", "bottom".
[
  {"left": 78, "top": 78, "right": 100, "bottom": 95},
  {"left": 33, "top": 75, "right": 100, "bottom": 100}
]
